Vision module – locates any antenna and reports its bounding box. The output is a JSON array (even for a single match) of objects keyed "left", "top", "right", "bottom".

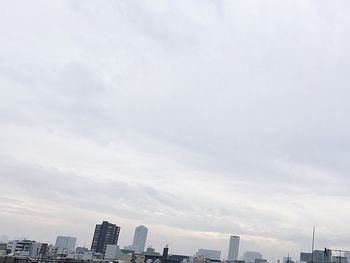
[{"left": 311, "top": 225, "right": 315, "bottom": 263}]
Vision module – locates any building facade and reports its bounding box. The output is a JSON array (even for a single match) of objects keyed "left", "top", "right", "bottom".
[
  {"left": 0, "top": 243, "right": 7, "bottom": 256},
  {"left": 6, "top": 240, "right": 33, "bottom": 255},
  {"left": 243, "top": 251, "right": 263, "bottom": 263},
  {"left": 132, "top": 225, "right": 148, "bottom": 253},
  {"left": 196, "top": 249, "right": 221, "bottom": 260},
  {"left": 300, "top": 250, "right": 332, "bottom": 263},
  {"left": 227, "top": 236, "right": 240, "bottom": 261},
  {"left": 55, "top": 236, "right": 77, "bottom": 253},
  {"left": 91, "top": 221, "right": 120, "bottom": 254}
]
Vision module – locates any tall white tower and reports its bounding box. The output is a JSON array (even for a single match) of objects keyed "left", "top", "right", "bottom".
[
  {"left": 227, "top": 235, "right": 240, "bottom": 261},
  {"left": 132, "top": 225, "right": 148, "bottom": 252}
]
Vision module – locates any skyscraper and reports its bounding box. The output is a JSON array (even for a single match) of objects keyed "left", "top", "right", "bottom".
[
  {"left": 227, "top": 235, "right": 240, "bottom": 261},
  {"left": 132, "top": 225, "right": 148, "bottom": 253},
  {"left": 91, "top": 221, "right": 120, "bottom": 254}
]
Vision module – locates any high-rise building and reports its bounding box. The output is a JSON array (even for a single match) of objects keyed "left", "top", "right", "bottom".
[
  {"left": 227, "top": 235, "right": 240, "bottom": 261},
  {"left": 132, "top": 225, "right": 148, "bottom": 253},
  {"left": 91, "top": 221, "right": 120, "bottom": 254},
  {"left": 162, "top": 246, "right": 169, "bottom": 263},
  {"left": 55, "top": 236, "right": 77, "bottom": 253}
]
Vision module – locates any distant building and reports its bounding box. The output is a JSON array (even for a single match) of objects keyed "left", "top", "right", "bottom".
[
  {"left": 162, "top": 246, "right": 169, "bottom": 263},
  {"left": 143, "top": 248, "right": 162, "bottom": 263},
  {"left": 193, "top": 257, "right": 210, "bottom": 263},
  {"left": 300, "top": 250, "right": 332, "bottom": 263},
  {"left": 168, "top": 254, "right": 190, "bottom": 263},
  {"left": 132, "top": 225, "right": 148, "bottom": 253},
  {"left": 283, "top": 256, "right": 295, "bottom": 263},
  {"left": 30, "top": 242, "right": 44, "bottom": 258},
  {"left": 314, "top": 250, "right": 332, "bottom": 263},
  {"left": 0, "top": 243, "right": 7, "bottom": 256},
  {"left": 67, "top": 250, "right": 93, "bottom": 261},
  {"left": 225, "top": 260, "right": 245, "bottom": 263},
  {"left": 55, "top": 236, "right": 77, "bottom": 253},
  {"left": 243, "top": 251, "right": 263, "bottom": 263},
  {"left": 344, "top": 253, "right": 350, "bottom": 263},
  {"left": 39, "top": 243, "right": 49, "bottom": 257},
  {"left": 228, "top": 236, "right": 240, "bottom": 261},
  {"left": 196, "top": 249, "right": 221, "bottom": 260},
  {"left": 145, "top": 246, "right": 189, "bottom": 263},
  {"left": 7, "top": 240, "right": 34, "bottom": 255},
  {"left": 124, "top": 225, "right": 148, "bottom": 253},
  {"left": 91, "top": 221, "right": 120, "bottom": 254},
  {"left": 300, "top": 253, "right": 312, "bottom": 263},
  {"left": 255, "top": 259, "right": 268, "bottom": 263},
  {"left": 144, "top": 247, "right": 160, "bottom": 256},
  {"left": 6, "top": 239, "right": 43, "bottom": 257},
  {"left": 332, "top": 256, "right": 347, "bottom": 263},
  {"left": 0, "top": 243, "right": 7, "bottom": 250},
  {"left": 0, "top": 235, "right": 8, "bottom": 243},
  {"left": 195, "top": 257, "right": 220, "bottom": 263},
  {"left": 104, "top": 245, "right": 124, "bottom": 260},
  {"left": 76, "top": 247, "right": 90, "bottom": 253}
]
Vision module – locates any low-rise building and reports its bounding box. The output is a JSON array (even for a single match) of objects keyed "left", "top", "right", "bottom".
[
  {"left": 332, "top": 256, "right": 347, "bottom": 263},
  {"left": 0, "top": 243, "right": 7, "bottom": 256},
  {"left": 196, "top": 249, "right": 221, "bottom": 261},
  {"left": 55, "top": 236, "right": 77, "bottom": 252},
  {"left": 6, "top": 240, "right": 36, "bottom": 256},
  {"left": 105, "top": 245, "right": 124, "bottom": 260},
  {"left": 243, "top": 251, "right": 263, "bottom": 263},
  {"left": 67, "top": 250, "right": 93, "bottom": 260},
  {"left": 300, "top": 250, "right": 332, "bottom": 263}
]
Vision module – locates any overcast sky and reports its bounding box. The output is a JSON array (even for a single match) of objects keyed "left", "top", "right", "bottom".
[{"left": 1, "top": 0, "right": 350, "bottom": 262}]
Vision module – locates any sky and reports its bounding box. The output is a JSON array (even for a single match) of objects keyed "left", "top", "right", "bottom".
[{"left": 1, "top": 0, "right": 350, "bottom": 262}]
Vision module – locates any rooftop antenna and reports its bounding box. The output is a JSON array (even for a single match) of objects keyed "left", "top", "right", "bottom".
[{"left": 311, "top": 225, "right": 316, "bottom": 263}]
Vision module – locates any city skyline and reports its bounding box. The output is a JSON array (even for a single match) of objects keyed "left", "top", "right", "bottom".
[
  {"left": 0, "top": 223, "right": 333, "bottom": 262},
  {"left": 1, "top": 227, "right": 347, "bottom": 263},
  {"left": 2, "top": 231, "right": 349, "bottom": 263},
  {"left": 1, "top": 224, "right": 242, "bottom": 259},
  {"left": 1, "top": 1, "right": 350, "bottom": 263}
]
